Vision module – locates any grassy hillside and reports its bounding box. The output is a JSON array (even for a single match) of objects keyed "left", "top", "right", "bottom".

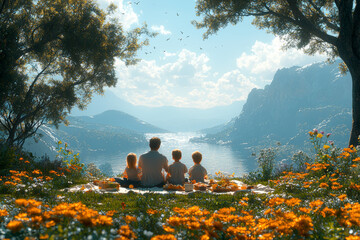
[{"left": 1, "top": 132, "right": 360, "bottom": 239}]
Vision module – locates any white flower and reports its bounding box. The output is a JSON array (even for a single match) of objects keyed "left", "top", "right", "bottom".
[{"left": 143, "top": 230, "right": 153, "bottom": 237}]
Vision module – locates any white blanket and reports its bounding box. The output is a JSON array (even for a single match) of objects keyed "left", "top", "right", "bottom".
[{"left": 65, "top": 180, "right": 273, "bottom": 195}]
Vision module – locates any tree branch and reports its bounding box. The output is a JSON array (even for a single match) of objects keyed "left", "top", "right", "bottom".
[
  {"left": 285, "top": 0, "right": 338, "bottom": 45},
  {"left": 0, "top": 0, "right": 7, "bottom": 15},
  {"left": 306, "top": 0, "right": 340, "bottom": 32}
]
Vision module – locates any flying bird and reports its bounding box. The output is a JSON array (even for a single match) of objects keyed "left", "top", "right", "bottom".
[
  {"left": 180, "top": 31, "right": 183, "bottom": 34},
  {"left": 166, "top": 38, "right": 170, "bottom": 41},
  {"left": 177, "top": 13, "right": 179, "bottom": 16}
]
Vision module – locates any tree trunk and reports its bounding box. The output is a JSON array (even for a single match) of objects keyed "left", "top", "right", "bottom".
[{"left": 348, "top": 62, "right": 360, "bottom": 147}]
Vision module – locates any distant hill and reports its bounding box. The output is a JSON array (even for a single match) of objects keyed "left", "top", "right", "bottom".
[
  {"left": 71, "top": 92, "right": 245, "bottom": 132},
  {"left": 71, "top": 110, "right": 168, "bottom": 134},
  {"left": 195, "top": 61, "right": 352, "bottom": 149},
  {"left": 23, "top": 109, "right": 167, "bottom": 158}
]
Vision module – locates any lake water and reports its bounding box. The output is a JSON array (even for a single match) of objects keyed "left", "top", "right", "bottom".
[{"left": 82, "top": 132, "right": 257, "bottom": 177}]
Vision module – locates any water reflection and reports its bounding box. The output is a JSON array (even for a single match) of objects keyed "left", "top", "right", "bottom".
[{"left": 81, "top": 132, "right": 256, "bottom": 177}]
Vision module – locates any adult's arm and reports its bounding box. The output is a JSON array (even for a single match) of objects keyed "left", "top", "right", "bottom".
[
  {"left": 138, "top": 155, "right": 143, "bottom": 169},
  {"left": 163, "top": 157, "right": 169, "bottom": 172},
  {"left": 184, "top": 164, "right": 188, "bottom": 173}
]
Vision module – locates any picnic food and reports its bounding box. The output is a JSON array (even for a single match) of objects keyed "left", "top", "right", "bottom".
[
  {"left": 163, "top": 183, "right": 185, "bottom": 191},
  {"left": 193, "top": 182, "right": 208, "bottom": 191},
  {"left": 93, "top": 179, "right": 120, "bottom": 191},
  {"left": 210, "top": 179, "right": 239, "bottom": 192}
]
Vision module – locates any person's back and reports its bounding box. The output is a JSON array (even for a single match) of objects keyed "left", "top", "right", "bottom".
[
  {"left": 188, "top": 151, "right": 207, "bottom": 183},
  {"left": 124, "top": 167, "right": 141, "bottom": 181},
  {"left": 168, "top": 149, "right": 187, "bottom": 185},
  {"left": 139, "top": 150, "right": 168, "bottom": 186},
  {"left": 139, "top": 137, "right": 168, "bottom": 187}
]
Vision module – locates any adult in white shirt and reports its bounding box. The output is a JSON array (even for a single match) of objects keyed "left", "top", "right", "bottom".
[{"left": 138, "top": 137, "right": 169, "bottom": 187}]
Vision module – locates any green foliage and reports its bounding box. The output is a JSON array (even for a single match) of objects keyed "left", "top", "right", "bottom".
[
  {"left": 56, "top": 140, "right": 84, "bottom": 183},
  {"left": 193, "top": 0, "right": 339, "bottom": 58},
  {"left": 0, "top": 0, "right": 153, "bottom": 147},
  {"left": 257, "top": 147, "right": 277, "bottom": 181}
]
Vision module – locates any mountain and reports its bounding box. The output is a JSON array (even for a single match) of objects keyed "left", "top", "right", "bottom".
[
  {"left": 23, "top": 109, "right": 167, "bottom": 158},
  {"left": 196, "top": 61, "right": 352, "bottom": 149},
  {"left": 71, "top": 110, "right": 168, "bottom": 134},
  {"left": 70, "top": 91, "right": 245, "bottom": 132}
]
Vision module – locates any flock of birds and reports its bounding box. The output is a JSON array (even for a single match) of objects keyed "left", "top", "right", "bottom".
[{"left": 123, "top": 0, "right": 223, "bottom": 56}]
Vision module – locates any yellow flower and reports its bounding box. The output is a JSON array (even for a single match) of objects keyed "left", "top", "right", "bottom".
[
  {"left": 317, "top": 133, "right": 323, "bottom": 138},
  {"left": 323, "top": 145, "right": 330, "bottom": 150},
  {"left": 7, "top": 220, "right": 23, "bottom": 232}
]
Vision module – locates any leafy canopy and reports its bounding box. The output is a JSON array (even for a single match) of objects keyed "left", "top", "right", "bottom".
[
  {"left": 0, "top": 0, "right": 153, "bottom": 146},
  {"left": 193, "top": 0, "right": 339, "bottom": 59}
]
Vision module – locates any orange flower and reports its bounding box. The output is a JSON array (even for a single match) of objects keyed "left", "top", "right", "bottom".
[
  {"left": 129, "top": 184, "right": 134, "bottom": 189},
  {"left": 338, "top": 194, "right": 347, "bottom": 201},
  {"left": 151, "top": 234, "right": 177, "bottom": 240},
  {"left": 7, "top": 220, "right": 23, "bottom": 232},
  {"left": 25, "top": 160, "right": 30, "bottom": 164},
  {"left": 147, "top": 209, "right": 158, "bottom": 215},
  {"left": 124, "top": 215, "right": 137, "bottom": 224},
  {"left": 163, "top": 225, "right": 175, "bottom": 233},
  {"left": 319, "top": 183, "right": 329, "bottom": 188},
  {"left": 39, "top": 234, "right": 49, "bottom": 239},
  {"left": 45, "top": 220, "right": 56, "bottom": 228},
  {"left": 346, "top": 235, "right": 360, "bottom": 240},
  {"left": 285, "top": 198, "right": 301, "bottom": 207},
  {"left": 0, "top": 209, "right": 8, "bottom": 217},
  {"left": 19, "top": 157, "right": 23, "bottom": 161}
]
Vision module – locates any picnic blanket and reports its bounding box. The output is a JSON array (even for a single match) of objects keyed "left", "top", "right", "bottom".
[{"left": 64, "top": 180, "right": 274, "bottom": 195}]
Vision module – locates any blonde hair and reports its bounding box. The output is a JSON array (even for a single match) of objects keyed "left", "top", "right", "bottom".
[
  {"left": 192, "top": 151, "right": 202, "bottom": 164},
  {"left": 172, "top": 149, "right": 182, "bottom": 161},
  {"left": 126, "top": 153, "right": 137, "bottom": 169}
]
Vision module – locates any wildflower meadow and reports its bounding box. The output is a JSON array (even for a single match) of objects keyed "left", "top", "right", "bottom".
[{"left": 1, "top": 131, "right": 360, "bottom": 239}]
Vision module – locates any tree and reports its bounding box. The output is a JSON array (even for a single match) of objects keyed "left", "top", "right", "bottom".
[
  {"left": 193, "top": 0, "right": 360, "bottom": 147},
  {"left": 0, "top": 0, "right": 152, "bottom": 147}
]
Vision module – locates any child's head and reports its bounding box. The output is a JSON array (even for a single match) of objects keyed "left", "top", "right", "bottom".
[
  {"left": 192, "top": 151, "right": 202, "bottom": 164},
  {"left": 149, "top": 137, "right": 161, "bottom": 150},
  {"left": 126, "top": 153, "right": 137, "bottom": 169},
  {"left": 172, "top": 149, "right": 182, "bottom": 162}
]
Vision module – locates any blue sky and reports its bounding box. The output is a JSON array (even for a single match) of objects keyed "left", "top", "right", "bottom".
[{"left": 96, "top": 0, "right": 327, "bottom": 108}]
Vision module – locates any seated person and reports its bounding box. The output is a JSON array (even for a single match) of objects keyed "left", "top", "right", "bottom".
[
  {"left": 167, "top": 149, "right": 188, "bottom": 185},
  {"left": 115, "top": 153, "right": 141, "bottom": 188},
  {"left": 188, "top": 151, "right": 207, "bottom": 183},
  {"left": 139, "top": 137, "right": 169, "bottom": 187}
]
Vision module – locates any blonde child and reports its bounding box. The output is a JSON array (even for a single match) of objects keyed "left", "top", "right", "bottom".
[
  {"left": 167, "top": 149, "right": 188, "bottom": 185},
  {"left": 115, "top": 153, "right": 141, "bottom": 188},
  {"left": 188, "top": 151, "right": 207, "bottom": 183}
]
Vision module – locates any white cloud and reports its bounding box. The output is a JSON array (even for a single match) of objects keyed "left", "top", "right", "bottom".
[
  {"left": 236, "top": 37, "right": 327, "bottom": 84},
  {"left": 151, "top": 25, "right": 171, "bottom": 35},
  {"left": 110, "top": 49, "right": 255, "bottom": 108},
  {"left": 109, "top": 38, "right": 327, "bottom": 109},
  {"left": 97, "top": 0, "right": 138, "bottom": 30}
]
